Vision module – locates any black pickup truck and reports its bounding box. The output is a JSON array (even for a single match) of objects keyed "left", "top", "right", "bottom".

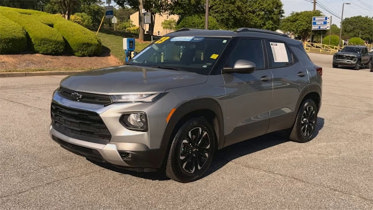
[{"left": 333, "top": 46, "right": 371, "bottom": 70}]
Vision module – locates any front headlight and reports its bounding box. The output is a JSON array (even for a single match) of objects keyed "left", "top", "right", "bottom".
[{"left": 110, "top": 93, "right": 165, "bottom": 103}]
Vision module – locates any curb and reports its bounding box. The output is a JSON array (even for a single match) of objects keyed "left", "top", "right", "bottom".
[{"left": 0, "top": 71, "right": 85, "bottom": 78}]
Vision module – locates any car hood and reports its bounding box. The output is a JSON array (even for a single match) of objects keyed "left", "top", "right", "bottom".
[
  {"left": 335, "top": 51, "right": 358, "bottom": 57},
  {"left": 60, "top": 65, "right": 208, "bottom": 94}
]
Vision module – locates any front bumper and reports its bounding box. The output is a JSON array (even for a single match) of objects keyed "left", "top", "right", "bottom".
[
  {"left": 50, "top": 127, "right": 163, "bottom": 171},
  {"left": 333, "top": 58, "right": 357, "bottom": 67},
  {"left": 50, "top": 90, "right": 169, "bottom": 171}
]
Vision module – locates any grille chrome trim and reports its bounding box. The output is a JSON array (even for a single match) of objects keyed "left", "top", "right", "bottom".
[
  {"left": 58, "top": 87, "right": 112, "bottom": 105},
  {"left": 51, "top": 102, "right": 111, "bottom": 144}
]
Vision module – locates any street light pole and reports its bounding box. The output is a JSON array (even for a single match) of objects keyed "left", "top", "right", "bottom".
[{"left": 339, "top": 2, "right": 350, "bottom": 49}]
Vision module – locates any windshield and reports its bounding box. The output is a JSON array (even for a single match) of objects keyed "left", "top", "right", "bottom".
[
  {"left": 129, "top": 36, "right": 230, "bottom": 75},
  {"left": 341, "top": 47, "right": 361, "bottom": 53}
]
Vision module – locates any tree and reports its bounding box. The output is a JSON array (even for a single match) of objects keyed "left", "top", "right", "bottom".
[
  {"left": 44, "top": 0, "right": 99, "bottom": 20},
  {"left": 167, "top": 0, "right": 205, "bottom": 17},
  {"left": 0, "top": 0, "right": 49, "bottom": 10},
  {"left": 342, "top": 16, "right": 373, "bottom": 43},
  {"left": 330, "top": 24, "right": 339, "bottom": 36},
  {"left": 61, "top": 0, "right": 78, "bottom": 20},
  {"left": 116, "top": 7, "right": 136, "bottom": 22},
  {"left": 210, "top": 0, "right": 283, "bottom": 30},
  {"left": 176, "top": 15, "right": 219, "bottom": 30},
  {"left": 280, "top": 10, "right": 322, "bottom": 41},
  {"left": 167, "top": 0, "right": 283, "bottom": 30},
  {"left": 80, "top": 3, "right": 104, "bottom": 29},
  {"left": 162, "top": 18, "right": 176, "bottom": 32}
]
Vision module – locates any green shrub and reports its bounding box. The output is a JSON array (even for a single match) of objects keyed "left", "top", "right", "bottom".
[
  {"left": 348, "top": 37, "right": 365, "bottom": 45},
  {"left": 117, "top": 20, "right": 134, "bottom": 32},
  {"left": 0, "top": 6, "right": 101, "bottom": 56},
  {"left": 0, "top": 14, "right": 27, "bottom": 54},
  {"left": 54, "top": 21, "right": 101, "bottom": 56},
  {"left": 0, "top": 8, "right": 65, "bottom": 54},
  {"left": 71, "top": 13, "right": 93, "bottom": 29},
  {"left": 322, "top": 35, "right": 340, "bottom": 46}
]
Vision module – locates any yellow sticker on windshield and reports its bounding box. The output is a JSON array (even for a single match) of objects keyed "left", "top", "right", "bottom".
[
  {"left": 155, "top": 36, "right": 170, "bottom": 44},
  {"left": 210, "top": 54, "right": 219, "bottom": 59}
]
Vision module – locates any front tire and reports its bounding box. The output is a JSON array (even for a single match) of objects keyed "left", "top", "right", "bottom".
[
  {"left": 354, "top": 61, "right": 360, "bottom": 70},
  {"left": 290, "top": 99, "right": 318, "bottom": 143},
  {"left": 166, "top": 117, "right": 216, "bottom": 182}
]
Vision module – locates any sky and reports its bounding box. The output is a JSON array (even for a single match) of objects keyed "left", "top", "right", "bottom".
[{"left": 281, "top": 0, "right": 373, "bottom": 27}]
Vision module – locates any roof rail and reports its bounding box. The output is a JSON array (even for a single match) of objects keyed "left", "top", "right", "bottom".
[
  {"left": 175, "top": 28, "right": 191, "bottom": 32},
  {"left": 236, "top": 28, "right": 288, "bottom": 37}
]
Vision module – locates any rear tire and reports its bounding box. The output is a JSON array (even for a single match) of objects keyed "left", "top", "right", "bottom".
[
  {"left": 290, "top": 99, "right": 318, "bottom": 143},
  {"left": 166, "top": 117, "right": 216, "bottom": 182}
]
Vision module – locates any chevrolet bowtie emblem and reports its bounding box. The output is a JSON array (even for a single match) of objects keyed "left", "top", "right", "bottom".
[{"left": 71, "top": 92, "right": 83, "bottom": 101}]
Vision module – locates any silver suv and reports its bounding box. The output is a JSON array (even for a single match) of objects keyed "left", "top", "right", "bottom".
[{"left": 50, "top": 28, "right": 322, "bottom": 182}]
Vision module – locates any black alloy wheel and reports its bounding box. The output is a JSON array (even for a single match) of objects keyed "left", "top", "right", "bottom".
[
  {"left": 290, "top": 99, "right": 318, "bottom": 143},
  {"left": 166, "top": 117, "right": 215, "bottom": 182},
  {"left": 300, "top": 103, "right": 317, "bottom": 138}
]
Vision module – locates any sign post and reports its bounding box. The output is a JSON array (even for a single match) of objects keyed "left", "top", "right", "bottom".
[{"left": 112, "top": 16, "right": 117, "bottom": 31}]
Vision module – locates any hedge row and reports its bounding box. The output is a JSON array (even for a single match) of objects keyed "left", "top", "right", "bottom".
[
  {"left": 0, "top": 14, "right": 27, "bottom": 54},
  {"left": 29, "top": 11, "right": 102, "bottom": 56},
  {"left": 0, "top": 9, "right": 65, "bottom": 55},
  {"left": 0, "top": 6, "right": 102, "bottom": 56},
  {"left": 54, "top": 21, "right": 101, "bottom": 56}
]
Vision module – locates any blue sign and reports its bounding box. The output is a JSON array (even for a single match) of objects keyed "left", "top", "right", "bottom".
[
  {"left": 105, "top": 6, "right": 114, "bottom": 18},
  {"left": 312, "top": 16, "right": 330, "bottom": 30}
]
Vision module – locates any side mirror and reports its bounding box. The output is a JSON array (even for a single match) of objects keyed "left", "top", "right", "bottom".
[{"left": 223, "top": 59, "right": 256, "bottom": 74}]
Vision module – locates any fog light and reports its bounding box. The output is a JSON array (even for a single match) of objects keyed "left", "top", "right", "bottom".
[
  {"left": 120, "top": 112, "right": 148, "bottom": 131},
  {"left": 119, "top": 151, "right": 132, "bottom": 160}
]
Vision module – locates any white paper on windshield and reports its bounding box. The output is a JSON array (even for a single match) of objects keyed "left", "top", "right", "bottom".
[
  {"left": 170, "top": 36, "right": 194, "bottom": 42},
  {"left": 270, "top": 42, "right": 289, "bottom": 63}
]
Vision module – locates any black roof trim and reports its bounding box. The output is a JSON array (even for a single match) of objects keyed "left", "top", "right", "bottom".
[
  {"left": 175, "top": 28, "right": 191, "bottom": 32},
  {"left": 236, "top": 28, "right": 288, "bottom": 37}
]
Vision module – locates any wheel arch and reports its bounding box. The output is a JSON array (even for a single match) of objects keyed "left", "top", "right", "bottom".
[
  {"left": 158, "top": 98, "right": 224, "bottom": 169},
  {"left": 297, "top": 85, "right": 322, "bottom": 112}
]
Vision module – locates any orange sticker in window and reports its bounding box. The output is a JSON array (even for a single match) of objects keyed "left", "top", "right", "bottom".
[
  {"left": 155, "top": 36, "right": 170, "bottom": 44},
  {"left": 210, "top": 54, "right": 219, "bottom": 59}
]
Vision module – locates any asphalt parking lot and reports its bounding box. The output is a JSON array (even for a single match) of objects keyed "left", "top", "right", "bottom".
[{"left": 0, "top": 53, "right": 372, "bottom": 209}]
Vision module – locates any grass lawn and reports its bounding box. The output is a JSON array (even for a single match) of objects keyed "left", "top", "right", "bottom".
[{"left": 97, "top": 32, "right": 151, "bottom": 62}]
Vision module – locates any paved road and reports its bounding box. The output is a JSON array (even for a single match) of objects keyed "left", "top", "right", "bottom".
[{"left": 0, "top": 54, "right": 372, "bottom": 209}]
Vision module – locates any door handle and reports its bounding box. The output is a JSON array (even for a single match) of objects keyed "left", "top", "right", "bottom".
[
  {"left": 297, "top": 72, "right": 306, "bottom": 77},
  {"left": 260, "top": 76, "right": 270, "bottom": 82}
]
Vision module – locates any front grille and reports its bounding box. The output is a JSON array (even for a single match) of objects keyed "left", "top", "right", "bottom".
[
  {"left": 58, "top": 87, "right": 112, "bottom": 105},
  {"left": 336, "top": 55, "right": 356, "bottom": 60},
  {"left": 51, "top": 102, "right": 111, "bottom": 144}
]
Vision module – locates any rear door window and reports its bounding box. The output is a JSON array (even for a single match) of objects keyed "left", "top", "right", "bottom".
[{"left": 266, "top": 41, "right": 294, "bottom": 68}]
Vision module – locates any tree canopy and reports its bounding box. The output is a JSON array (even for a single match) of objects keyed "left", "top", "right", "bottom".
[
  {"left": 210, "top": 0, "right": 283, "bottom": 30},
  {"left": 342, "top": 16, "right": 373, "bottom": 43},
  {"left": 280, "top": 10, "right": 322, "bottom": 41}
]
